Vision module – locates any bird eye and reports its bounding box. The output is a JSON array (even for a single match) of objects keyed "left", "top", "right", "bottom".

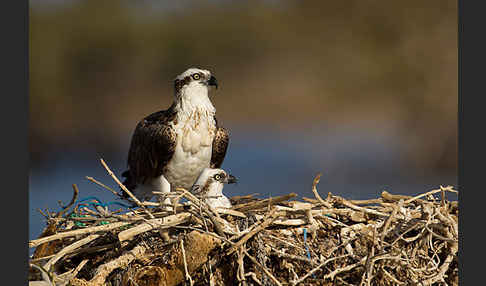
[
  {"left": 214, "top": 174, "right": 221, "bottom": 180},
  {"left": 192, "top": 73, "right": 201, "bottom": 80}
]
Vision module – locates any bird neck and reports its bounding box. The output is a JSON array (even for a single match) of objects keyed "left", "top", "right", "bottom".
[
  {"left": 175, "top": 84, "right": 216, "bottom": 119},
  {"left": 205, "top": 182, "right": 224, "bottom": 197}
]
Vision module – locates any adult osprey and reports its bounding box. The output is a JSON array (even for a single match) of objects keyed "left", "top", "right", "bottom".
[{"left": 121, "top": 68, "right": 229, "bottom": 202}]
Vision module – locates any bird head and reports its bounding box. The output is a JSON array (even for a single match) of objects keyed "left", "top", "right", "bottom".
[
  {"left": 173, "top": 68, "right": 218, "bottom": 99},
  {"left": 194, "top": 168, "right": 237, "bottom": 187}
]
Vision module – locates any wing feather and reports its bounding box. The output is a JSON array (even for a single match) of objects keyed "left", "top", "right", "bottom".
[
  {"left": 210, "top": 118, "right": 229, "bottom": 168},
  {"left": 124, "top": 105, "right": 177, "bottom": 189}
]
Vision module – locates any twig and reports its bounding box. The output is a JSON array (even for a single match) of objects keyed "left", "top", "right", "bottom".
[
  {"left": 67, "top": 216, "right": 119, "bottom": 222},
  {"left": 237, "top": 246, "right": 246, "bottom": 284},
  {"left": 265, "top": 233, "right": 307, "bottom": 253},
  {"left": 425, "top": 225, "right": 457, "bottom": 242},
  {"left": 29, "top": 282, "right": 50, "bottom": 286},
  {"left": 71, "top": 243, "right": 117, "bottom": 256},
  {"left": 118, "top": 212, "right": 192, "bottom": 242},
  {"left": 55, "top": 259, "right": 89, "bottom": 285},
  {"left": 233, "top": 193, "right": 297, "bottom": 212},
  {"left": 215, "top": 208, "right": 247, "bottom": 218},
  {"left": 38, "top": 208, "right": 49, "bottom": 219},
  {"left": 90, "top": 244, "right": 148, "bottom": 285},
  {"left": 174, "top": 226, "right": 234, "bottom": 246},
  {"left": 100, "top": 158, "right": 154, "bottom": 219},
  {"left": 311, "top": 173, "right": 332, "bottom": 208},
  {"left": 417, "top": 241, "right": 457, "bottom": 285},
  {"left": 176, "top": 188, "right": 228, "bottom": 237},
  {"left": 361, "top": 226, "right": 376, "bottom": 286},
  {"left": 272, "top": 218, "right": 307, "bottom": 226},
  {"left": 29, "top": 263, "right": 53, "bottom": 286},
  {"left": 440, "top": 187, "right": 446, "bottom": 207},
  {"left": 57, "top": 184, "right": 79, "bottom": 218},
  {"left": 243, "top": 249, "right": 282, "bottom": 286},
  {"left": 391, "top": 220, "right": 424, "bottom": 245},
  {"left": 321, "top": 257, "right": 366, "bottom": 281},
  {"left": 71, "top": 259, "right": 89, "bottom": 279},
  {"left": 86, "top": 176, "right": 125, "bottom": 199},
  {"left": 404, "top": 186, "right": 457, "bottom": 204},
  {"left": 180, "top": 239, "right": 194, "bottom": 286},
  {"left": 245, "top": 272, "right": 262, "bottom": 286},
  {"left": 231, "top": 193, "right": 260, "bottom": 202},
  {"left": 29, "top": 221, "right": 130, "bottom": 248},
  {"left": 318, "top": 214, "right": 349, "bottom": 227},
  {"left": 207, "top": 260, "right": 215, "bottom": 286},
  {"left": 30, "top": 254, "right": 55, "bottom": 264},
  {"left": 43, "top": 234, "right": 100, "bottom": 271},
  {"left": 348, "top": 198, "right": 383, "bottom": 205},
  {"left": 291, "top": 254, "right": 353, "bottom": 285},
  {"left": 227, "top": 208, "right": 279, "bottom": 255},
  {"left": 381, "top": 191, "right": 424, "bottom": 203},
  {"left": 379, "top": 201, "right": 400, "bottom": 250},
  {"left": 332, "top": 195, "right": 389, "bottom": 217},
  {"left": 32, "top": 243, "right": 118, "bottom": 263},
  {"left": 382, "top": 267, "right": 405, "bottom": 285},
  {"left": 271, "top": 249, "right": 318, "bottom": 265}
]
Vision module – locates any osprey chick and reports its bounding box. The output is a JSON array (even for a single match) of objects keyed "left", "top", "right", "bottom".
[
  {"left": 122, "top": 68, "right": 229, "bottom": 202},
  {"left": 191, "top": 168, "right": 237, "bottom": 209}
]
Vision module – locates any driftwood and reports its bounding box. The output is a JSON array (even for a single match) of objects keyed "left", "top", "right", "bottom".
[{"left": 29, "top": 160, "right": 459, "bottom": 286}]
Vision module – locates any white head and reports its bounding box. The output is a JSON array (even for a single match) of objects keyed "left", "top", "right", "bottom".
[
  {"left": 193, "top": 167, "right": 237, "bottom": 188},
  {"left": 173, "top": 67, "right": 218, "bottom": 99},
  {"left": 191, "top": 167, "right": 237, "bottom": 209}
]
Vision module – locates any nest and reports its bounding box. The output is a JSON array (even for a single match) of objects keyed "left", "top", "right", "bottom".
[{"left": 29, "top": 160, "right": 459, "bottom": 286}]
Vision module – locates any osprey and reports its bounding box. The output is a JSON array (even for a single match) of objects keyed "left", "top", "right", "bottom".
[
  {"left": 191, "top": 168, "right": 237, "bottom": 209},
  {"left": 121, "top": 68, "right": 229, "bottom": 202}
]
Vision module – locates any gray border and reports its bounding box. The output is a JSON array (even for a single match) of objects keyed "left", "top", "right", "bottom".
[
  {"left": 0, "top": 0, "right": 29, "bottom": 283},
  {"left": 457, "top": 0, "right": 462, "bottom": 283},
  {"left": 458, "top": 0, "right": 484, "bottom": 284}
]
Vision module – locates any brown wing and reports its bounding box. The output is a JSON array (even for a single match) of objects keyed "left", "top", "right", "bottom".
[
  {"left": 124, "top": 105, "right": 177, "bottom": 188},
  {"left": 210, "top": 117, "right": 229, "bottom": 168}
]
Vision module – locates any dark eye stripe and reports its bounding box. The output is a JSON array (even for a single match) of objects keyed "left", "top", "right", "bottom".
[
  {"left": 213, "top": 173, "right": 226, "bottom": 181},
  {"left": 174, "top": 76, "right": 193, "bottom": 92}
]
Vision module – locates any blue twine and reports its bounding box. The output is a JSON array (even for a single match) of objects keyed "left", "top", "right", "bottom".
[
  {"left": 104, "top": 201, "right": 133, "bottom": 208},
  {"left": 78, "top": 196, "right": 103, "bottom": 204},
  {"left": 74, "top": 197, "right": 133, "bottom": 212},
  {"left": 66, "top": 197, "right": 134, "bottom": 227},
  {"left": 303, "top": 228, "right": 311, "bottom": 260},
  {"left": 82, "top": 201, "right": 132, "bottom": 208},
  {"left": 303, "top": 228, "right": 316, "bottom": 278}
]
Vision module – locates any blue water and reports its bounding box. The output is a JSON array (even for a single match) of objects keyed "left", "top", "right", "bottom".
[{"left": 29, "top": 128, "right": 457, "bottom": 247}]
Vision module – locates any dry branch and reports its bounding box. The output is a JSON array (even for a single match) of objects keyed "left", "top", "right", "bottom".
[
  {"left": 227, "top": 208, "right": 279, "bottom": 255},
  {"left": 118, "top": 212, "right": 192, "bottom": 242},
  {"left": 29, "top": 221, "right": 130, "bottom": 248},
  {"left": 233, "top": 193, "right": 298, "bottom": 212},
  {"left": 99, "top": 158, "right": 155, "bottom": 219},
  {"left": 89, "top": 244, "right": 148, "bottom": 285},
  {"left": 43, "top": 234, "right": 99, "bottom": 271}
]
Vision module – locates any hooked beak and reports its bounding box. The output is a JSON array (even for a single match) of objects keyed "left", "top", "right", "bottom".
[
  {"left": 227, "top": 174, "right": 238, "bottom": 184},
  {"left": 207, "top": 75, "right": 218, "bottom": 89}
]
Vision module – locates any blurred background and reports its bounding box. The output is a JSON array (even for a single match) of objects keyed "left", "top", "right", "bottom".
[{"left": 29, "top": 0, "right": 457, "bottom": 242}]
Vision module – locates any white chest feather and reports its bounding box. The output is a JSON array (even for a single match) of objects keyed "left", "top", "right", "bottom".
[
  {"left": 205, "top": 183, "right": 232, "bottom": 209},
  {"left": 179, "top": 109, "right": 216, "bottom": 154},
  {"left": 164, "top": 88, "right": 217, "bottom": 190}
]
